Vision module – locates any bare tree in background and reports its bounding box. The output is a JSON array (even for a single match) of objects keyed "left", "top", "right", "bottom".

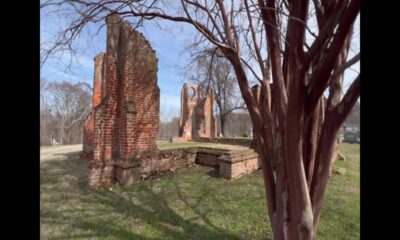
[
  {"left": 344, "top": 101, "right": 360, "bottom": 129},
  {"left": 220, "top": 111, "right": 252, "bottom": 137},
  {"left": 158, "top": 117, "right": 180, "bottom": 139},
  {"left": 158, "top": 105, "right": 179, "bottom": 139},
  {"left": 41, "top": 1, "right": 360, "bottom": 238},
  {"left": 184, "top": 49, "right": 246, "bottom": 136},
  {"left": 45, "top": 81, "right": 92, "bottom": 145},
  {"left": 40, "top": 78, "right": 52, "bottom": 145}
]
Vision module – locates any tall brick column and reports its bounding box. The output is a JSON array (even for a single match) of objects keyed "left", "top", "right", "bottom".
[
  {"left": 84, "top": 14, "right": 160, "bottom": 187},
  {"left": 81, "top": 53, "right": 105, "bottom": 158},
  {"left": 93, "top": 53, "right": 105, "bottom": 108}
]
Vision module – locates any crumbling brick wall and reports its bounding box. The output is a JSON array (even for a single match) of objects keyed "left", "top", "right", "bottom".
[
  {"left": 178, "top": 83, "right": 217, "bottom": 140},
  {"left": 178, "top": 83, "right": 200, "bottom": 140},
  {"left": 194, "top": 88, "right": 218, "bottom": 139},
  {"left": 82, "top": 14, "right": 160, "bottom": 187},
  {"left": 81, "top": 53, "right": 105, "bottom": 159}
]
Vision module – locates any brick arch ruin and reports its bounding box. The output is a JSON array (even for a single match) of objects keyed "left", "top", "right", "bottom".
[{"left": 178, "top": 83, "right": 218, "bottom": 140}]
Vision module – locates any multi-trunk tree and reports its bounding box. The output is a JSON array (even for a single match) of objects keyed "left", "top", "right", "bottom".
[{"left": 41, "top": 0, "right": 360, "bottom": 239}]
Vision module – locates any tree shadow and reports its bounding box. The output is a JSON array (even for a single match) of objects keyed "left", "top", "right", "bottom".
[
  {"left": 40, "top": 156, "right": 241, "bottom": 239},
  {"left": 52, "top": 151, "right": 81, "bottom": 158}
]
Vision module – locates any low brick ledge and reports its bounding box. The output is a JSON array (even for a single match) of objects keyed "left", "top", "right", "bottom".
[
  {"left": 194, "top": 137, "right": 256, "bottom": 147},
  {"left": 87, "top": 145, "right": 261, "bottom": 187},
  {"left": 218, "top": 149, "right": 259, "bottom": 163},
  {"left": 87, "top": 147, "right": 260, "bottom": 170}
]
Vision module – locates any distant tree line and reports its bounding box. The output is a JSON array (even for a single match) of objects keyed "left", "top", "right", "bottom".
[
  {"left": 157, "top": 117, "right": 179, "bottom": 139},
  {"left": 220, "top": 111, "right": 253, "bottom": 138},
  {"left": 41, "top": 78, "right": 358, "bottom": 144},
  {"left": 157, "top": 111, "right": 253, "bottom": 139}
]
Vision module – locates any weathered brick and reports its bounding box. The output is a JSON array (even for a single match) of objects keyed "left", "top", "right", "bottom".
[
  {"left": 81, "top": 14, "right": 160, "bottom": 187},
  {"left": 178, "top": 83, "right": 217, "bottom": 140}
]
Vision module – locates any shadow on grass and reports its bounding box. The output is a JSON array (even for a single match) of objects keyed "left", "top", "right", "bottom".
[
  {"left": 52, "top": 151, "right": 81, "bottom": 157},
  {"left": 205, "top": 168, "right": 222, "bottom": 179},
  {"left": 40, "top": 155, "right": 240, "bottom": 240}
]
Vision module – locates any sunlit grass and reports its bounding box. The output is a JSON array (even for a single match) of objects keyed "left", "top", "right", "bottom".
[{"left": 40, "top": 143, "right": 359, "bottom": 239}]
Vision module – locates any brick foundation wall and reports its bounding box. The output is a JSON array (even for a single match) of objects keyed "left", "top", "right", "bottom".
[
  {"left": 141, "top": 149, "right": 197, "bottom": 173},
  {"left": 145, "top": 147, "right": 261, "bottom": 181},
  {"left": 195, "top": 152, "right": 219, "bottom": 167},
  {"left": 195, "top": 137, "right": 255, "bottom": 147},
  {"left": 115, "top": 160, "right": 141, "bottom": 186},
  {"left": 88, "top": 160, "right": 115, "bottom": 187},
  {"left": 88, "top": 145, "right": 262, "bottom": 187},
  {"left": 219, "top": 157, "right": 260, "bottom": 179}
]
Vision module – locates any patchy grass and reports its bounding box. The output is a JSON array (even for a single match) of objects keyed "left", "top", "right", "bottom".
[
  {"left": 156, "top": 140, "right": 210, "bottom": 150},
  {"left": 317, "top": 143, "right": 360, "bottom": 240},
  {"left": 40, "top": 143, "right": 359, "bottom": 239}
]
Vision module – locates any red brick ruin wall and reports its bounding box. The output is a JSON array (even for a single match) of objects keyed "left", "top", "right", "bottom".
[
  {"left": 198, "top": 89, "right": 217, "bottom": 138},
  {"left": 81, "top": 54, "right": 106, "bottom": 159},
  {"left": 82, "top": 14, "right": 160, "bottom": 187},
  {"left": 178, "top": 83, "right": 200, "bottom": 140},
  {"left": 178, "top": 83, "right": 217, "bottom": 140}
]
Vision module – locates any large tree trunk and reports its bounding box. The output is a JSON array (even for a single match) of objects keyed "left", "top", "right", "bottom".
[
  {"left": 220, "top": 114, "right": 226, "bottom": 136},
  {"left": 59, "top": 117, "right": 64, "bottom": 145},
  {"left": 66, "top": 129, "right": 70, "bottom": 145},
  {"left": 41, "top": 113, "right": 47, "bottom": 145}
]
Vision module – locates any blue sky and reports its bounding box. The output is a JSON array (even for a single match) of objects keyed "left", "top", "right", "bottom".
[
  {"left": 41, "top": 11, "right": 195, "bottom": 120},
  {"left": 41, "top": 8, "right": 359, "bottom": 121}
]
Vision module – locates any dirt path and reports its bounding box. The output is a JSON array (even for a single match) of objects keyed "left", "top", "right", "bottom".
[{"left": 40, "top": 144, "right": 82, "bottom": 162}]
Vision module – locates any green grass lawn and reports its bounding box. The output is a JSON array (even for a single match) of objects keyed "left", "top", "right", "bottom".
[
  {"left": 157, "top": 140, "right": 215, "bottom": 150},
  {"left": 40, "top": 143, "right": 359, "bottom": 239}
]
